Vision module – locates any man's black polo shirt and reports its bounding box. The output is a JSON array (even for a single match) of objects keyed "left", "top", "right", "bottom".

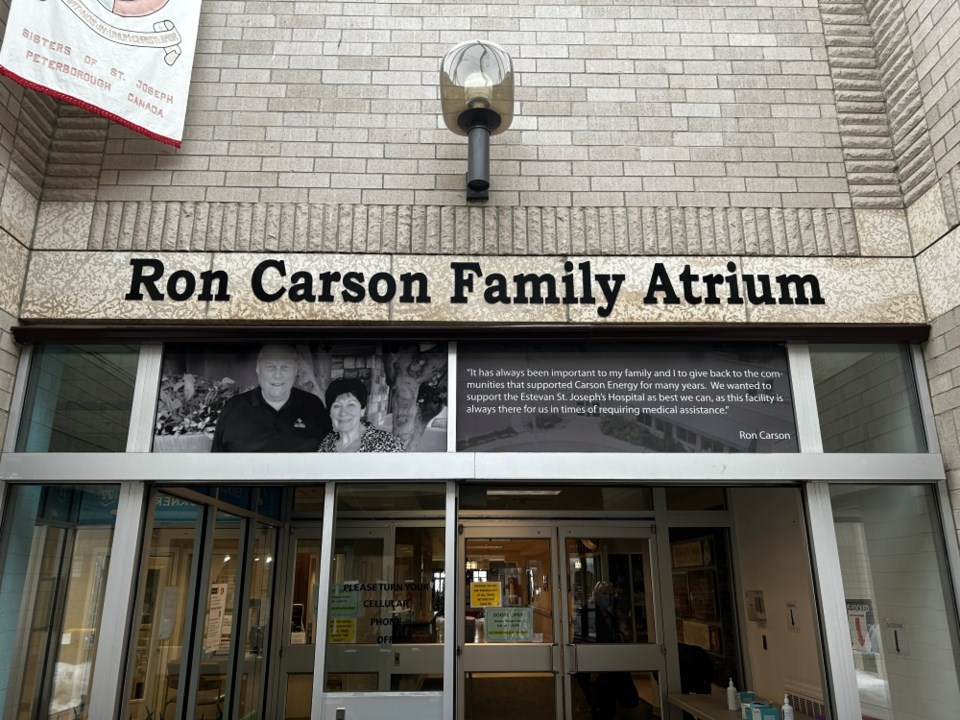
[{"left": 211, "top": 387, "right": 332, "bottom": 452}]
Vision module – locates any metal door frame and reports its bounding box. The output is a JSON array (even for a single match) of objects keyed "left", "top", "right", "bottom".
[
  {"left": 273, "top": 522, "right": 324, "bottom": 720},
  {"left": 458, "top": 521, "right": 662, "bottom": 720}
]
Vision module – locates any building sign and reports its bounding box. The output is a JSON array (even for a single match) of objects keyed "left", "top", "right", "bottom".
[
  {"left": 152, "top": 342, "right": 448, "bottom": 453},
  {"left": 124, "top": 256, "right": 825, "bottom": 317},
  {"left": 21, "top": 252, "right": 925, "bottom": 325},
  {"left": 0, "top": 0, "right": 202, "bottom": 146},
  {"left": 457, "top": 343, "right": 797, "bottom": 453}
]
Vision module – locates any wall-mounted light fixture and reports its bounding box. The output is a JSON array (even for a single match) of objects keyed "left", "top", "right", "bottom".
[{"left": 440, "top": 40, "right": 514, "bottom": 202}]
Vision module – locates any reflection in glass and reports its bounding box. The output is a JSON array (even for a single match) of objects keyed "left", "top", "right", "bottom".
[
  {"left": 669, "top": 526, "right": 742, "bottom": 694},
  {"left": 196, "top": 512, "right": 245, "bottom": 717},
  {"left": 566, "top": 537, "right": 655, "bottom": 645},
  {"left": 126, "top": 494, "right": 202, "bottom": 720},
  {"left": 811, "top": 343, "right": 926, "bottom": 453},
  {"left": 237, "top": 523, "right": 276, "bottom": 718},
  {"left": 571, "top": 671, "right": 659, "bottom": 720},
  {"left": 282, "top": 535, "right": 322, "bottom": 719},
  {"left": 16, "top": 344, "right": 139, "bottom": 452},
  {"left": 0, "top": 485, "right": 118, "bottom": 720},
  {"left": 324, "top": 483, "right": 445, "bottom": 694},
  {"left": 291, "top": 539, "right": 321, "bottom": 646},
  {"left": 831, "top": 485, "right": 960, "bottom": 719}
]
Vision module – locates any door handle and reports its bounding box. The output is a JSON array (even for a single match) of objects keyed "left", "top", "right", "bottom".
[{"left": 564, "top": 644, "right": 578, "bottom": 675}]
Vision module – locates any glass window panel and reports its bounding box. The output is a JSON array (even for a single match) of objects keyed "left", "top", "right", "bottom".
[
  {"left": 0, "top": 485, "right": 119, "bottom": 720},
  {"left": 236, "top": 523, "right": 276, "bottom": 719},
  {"left": 665, "top": 487, "right": 727, "bottom": 511},
  {"left": 293, "top": 487, "right": 325, "bottom": 516},
  {"left": 566, "top": 536, "right": 656, "bottom": 645},
  {"left": 199, "top": 511, "right": 245, "bottom": 718},
  {"left": 126, "top": 494, "right": 203, "bottom": 720},
  {"left": 460, "top": 485, "right": 652, "bottom": 513},
  {"left": 466, "top": 537, "right": 553, "bottom": 644},
  {"left": 284, "top": 674, "right": 312, "bottom": 720},
  {"left": 324, "top": 483, "right": 445, "bottom": 694},
  {"left": 16, "top": 344, "right": 139, "bottom": 452},
  {"left": 669, "top": 527, "right": 742, "bottom": 694},
  {"left": 257, "top": 488, "right": 283, "bottom": 520},
  {"left": 571, "top": 670, "right": 659, "bottom": 720},
  {"left": 336, "top": 483, "right": 445, "bottom": 515},
  {"left": 810, "top": 344, "right": 926, "bottom": 453},
  {"left": 465, "top": 674, "right": 556, "bottom": 720},
  {"left": 831, "top": 484, "right": 960, "bottom": 719},
  {"left": 217, "top": 487, "right": 251, "bottom": 511}
]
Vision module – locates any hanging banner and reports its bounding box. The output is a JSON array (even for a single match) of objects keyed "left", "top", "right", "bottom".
[{"left": 0, "top": 0, "right": 202, "bottom": 146}]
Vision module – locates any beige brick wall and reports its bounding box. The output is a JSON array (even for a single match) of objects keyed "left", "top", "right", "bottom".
[
  {"left": 79, "top": 1, "right": 853, "bottom": 213},
  {"left": 902, "top": 0, "right": 960, "bottom": 224},
  {"left": 0, "top": 0, "right": 50, "bottom": 446},
  {"left": 923, "top": 306, "right": 960, "bottom": 536}
]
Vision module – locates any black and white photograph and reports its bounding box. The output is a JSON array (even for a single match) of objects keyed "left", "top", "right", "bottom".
[{"left": 153, "top": 342, "right": 448, "bottom": 453}]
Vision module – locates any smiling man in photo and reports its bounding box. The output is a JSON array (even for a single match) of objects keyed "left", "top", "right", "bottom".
[{"left": 211, "top": 344, "right": 331, "bottom": 452}]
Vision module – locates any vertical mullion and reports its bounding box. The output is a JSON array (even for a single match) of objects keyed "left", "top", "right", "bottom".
[
  {"left": 443, "top": 480, "right": 456, "bottom": 720},
  {"left": 225, "top": 515, "right": 252, "bottom": 720},
  {"left": 2, "top": 345, "right": 33, "bottom": 454},
  {"left": 88, "top": 482, "right": 149, "bottom": 718},
  {"left": 447, "top": 343, "right": 457, "bottom": 452},
  {"left": 126, "top": 342, "right": 164, "bottom": 452},
  {"left": 804, "top": 483, "right": 861, "bottom": 720},
  {"left": 788, "top": 342, "right": 824, "bottom": 453},
  {"left": 311, "top": 483, "right": 338, "bottom": 719},
  {"left": 182, "top": 503, "right": 216, "bottom": 719},
  {"left": 652, "top": 488, "right": 682, "bottom": 719},
  {"left": 912, "top": 344, "right": 941, "bottom": 454}
]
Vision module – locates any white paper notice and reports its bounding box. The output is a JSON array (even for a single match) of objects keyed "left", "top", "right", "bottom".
[
  {"left": 204, "top": 583, "right": 227, "bottom": 654},
  {"left": 0, "top": 0, "right": 202, "bottom": 146}
]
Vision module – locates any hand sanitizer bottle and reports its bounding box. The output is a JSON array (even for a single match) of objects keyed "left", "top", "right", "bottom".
[
  {"left": 727, "top": 678, "right": 738, "bottom": 711},
  {"left": 781, "top": 694, "right": 794, "bottom": 720}
]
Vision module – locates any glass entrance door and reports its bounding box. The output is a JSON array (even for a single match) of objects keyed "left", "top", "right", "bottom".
[
  {"left": 277, "top": 526, "right": 323, "bottom": 720},
  {"left": 459, "top": 524, "right": 662, "bottom": 720}
]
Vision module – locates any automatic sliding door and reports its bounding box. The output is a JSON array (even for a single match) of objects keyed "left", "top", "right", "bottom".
[{"left": 459, "top": 524, "right": 662, "bottom": 720}]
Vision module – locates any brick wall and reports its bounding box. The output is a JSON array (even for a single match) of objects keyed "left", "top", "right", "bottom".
[
  {"left": 901, "top": 0, "right": 960, "bottom": 222},
  {"left": 0, "top": 0, "right": 53, "bottom": 449},
  {"left": 923, "top": 307, "right": 960, "bottom": 533},
  {"left": 62, "top": 1, "right": 851, "bottom": 228}
]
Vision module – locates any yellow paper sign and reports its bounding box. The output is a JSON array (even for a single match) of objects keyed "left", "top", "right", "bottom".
[
  {"left": 470, "top": 581, "right": 502, "bottom": 608},
  {"left": 328, "top": 617, "right": 356, "bottom": 643}
]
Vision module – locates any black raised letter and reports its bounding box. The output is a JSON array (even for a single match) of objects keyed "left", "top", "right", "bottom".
[
  {"left": 251, "top": 259, "right": 286, "bottom": 302},
  {"left": 451, "top": 262, "right": 482, "bottom": 304},
  {"left": 125, "top": 258, "right": 165, "bottom": 300}
]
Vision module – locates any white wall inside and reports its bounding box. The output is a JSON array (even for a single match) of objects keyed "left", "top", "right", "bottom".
[{"left": 731, "top": 487, "right": 824, "bottom": 705}]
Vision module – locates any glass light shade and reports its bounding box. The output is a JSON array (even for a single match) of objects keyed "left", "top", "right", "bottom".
[{"left": 440, "top": 40, "right": 514, "bottom": 136}]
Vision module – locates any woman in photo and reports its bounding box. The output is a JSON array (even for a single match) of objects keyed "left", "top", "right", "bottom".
[{"left": 318, "top": 377, "right": 406, "bottom": 453}]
